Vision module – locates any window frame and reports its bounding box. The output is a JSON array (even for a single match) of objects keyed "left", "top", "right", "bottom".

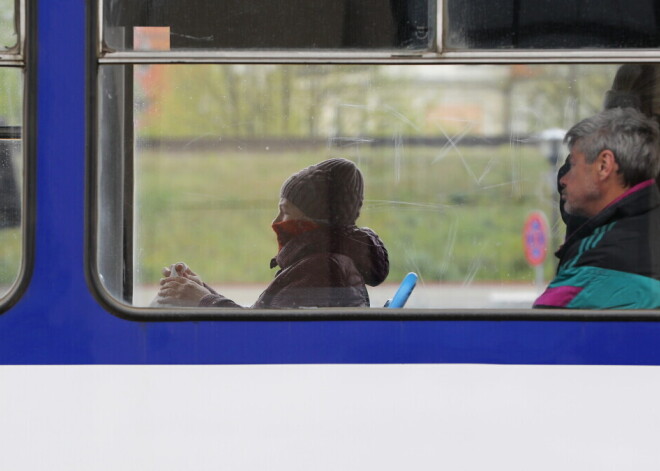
[
  {"left": 89, "top": 0, "right": 660, "bottom": 321},
  {"left": 0, "top": 0, "right": 35, "bottom": 314},
  {"left": 97, "top": 0, "right": 660, "bottom": 64}
]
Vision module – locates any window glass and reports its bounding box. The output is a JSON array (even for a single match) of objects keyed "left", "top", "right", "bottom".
[
  {"left": 96, "top": 62, "right": 645, "bottom": 310},
  {"left": 0, "top": 66, "right": 23, "bottom": 299},
  {"left": 102, "top": 0, "right": 434, "bottom": 51},
  {"left": 0, "top": 0, "right": 18, "bottom": 52},
  {"left": 445, "top": 0, "right": 660, "bottom": 49}
]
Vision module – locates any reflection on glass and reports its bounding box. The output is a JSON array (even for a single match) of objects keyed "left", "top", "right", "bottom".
[
  {"left": 0, "top": 66, "right": 22, "bottom": 299},
  {"left": 103, "top": 0, "right": 434, "bottom": 51},
  {"left": 0, "top": 0, "right": 17, "bottom": 51},
  {"left": 98, "top": 63, "right": 629, "bottom": 309},
  {"left": 445, "top": 0, "right": 660, "bottom": 49}
]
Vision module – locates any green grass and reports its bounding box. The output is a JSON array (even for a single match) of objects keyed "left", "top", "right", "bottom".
[
  {"left": 0, "top": 227, "right": 21, "bottom": 286},
  {"left": 134, "top": 145, "right": 560, "bottom": 285}
]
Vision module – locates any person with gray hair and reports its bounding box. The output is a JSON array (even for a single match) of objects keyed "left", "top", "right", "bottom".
[
  {"left": 563, "top": 107, "right": 660, "bottom": 202},
  {"left": 534, "top": 107, "right": 660, "bottom": 309},
  {"left": 558, "top": 64, "right": 660, "bottom": 237}
]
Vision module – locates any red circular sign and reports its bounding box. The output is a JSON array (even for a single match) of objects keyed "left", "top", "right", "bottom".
[{"left": 523, "top": 212, "right": 549, "bottom": 266}]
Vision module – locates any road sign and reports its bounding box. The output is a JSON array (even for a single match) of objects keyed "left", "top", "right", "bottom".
[{"left": 523, "top": 211, "right": 549, "bottom": 266}]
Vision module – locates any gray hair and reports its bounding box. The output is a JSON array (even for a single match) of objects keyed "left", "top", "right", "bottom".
[{"left": 565, "top": 107, "right": 660, "bottom": 187}]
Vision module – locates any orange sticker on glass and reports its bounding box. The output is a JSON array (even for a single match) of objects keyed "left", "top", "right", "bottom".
[{"left": 134, "top": 27, "right": 171, "bottom": 51}]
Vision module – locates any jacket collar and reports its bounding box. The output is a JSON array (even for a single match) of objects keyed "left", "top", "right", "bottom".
[
  {"left": 556, "top": 179, "right": 660, "bottom": 258},
  {"left": 271, "top": 226, "right": 341, "bottom": 270},
  {"left": 268, "top": 225, "right": 390, "bottom": 287}
]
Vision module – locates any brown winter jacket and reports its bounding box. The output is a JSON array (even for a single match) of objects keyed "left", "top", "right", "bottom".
[{"left": 198, "top": 226, "right": 389, "bottom": 308}]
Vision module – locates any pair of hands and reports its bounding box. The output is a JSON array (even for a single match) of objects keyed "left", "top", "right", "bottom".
[{"left": 158, "top": 262, "right": 212, "bottom": 306}]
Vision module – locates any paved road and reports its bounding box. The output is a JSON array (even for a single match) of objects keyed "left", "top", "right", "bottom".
[{"left": 136, "top": 282, "right": 541, "bottom": 309}]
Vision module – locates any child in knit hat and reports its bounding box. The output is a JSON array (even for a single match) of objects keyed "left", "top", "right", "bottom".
[{"left": 157, "top": 158, "right": 389, "bottom": 309}]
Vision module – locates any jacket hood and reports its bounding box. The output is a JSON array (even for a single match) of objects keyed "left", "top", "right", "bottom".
[{"left": 272, "top": 225, "right": 389, "bottom": 286}]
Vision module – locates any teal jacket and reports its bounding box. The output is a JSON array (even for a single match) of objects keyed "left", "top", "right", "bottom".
[{"left": 534, "top": 180, "right": 660, "bottom": 309}]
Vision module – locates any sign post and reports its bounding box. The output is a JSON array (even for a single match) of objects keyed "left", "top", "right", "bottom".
[{"left": 523, "top": 211, "right": 549, "bottom": 288}]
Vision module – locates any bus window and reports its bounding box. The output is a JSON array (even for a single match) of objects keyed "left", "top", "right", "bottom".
[
  {"left": 102, "top": 0, "right": 435, "bottom": 51},
  {"left": 0, "top": 0, "right": 18, "bottom": 52},
  {"left": 0, "top": 75, "right": 22, "bottom": 300},
  {"left": 95, "top": 62, "right": 645, "bottom": 311},
  {"left": 445, "top": 0, "right": 660, "bottom": 49},
  {"left": 0, "top": 0, "right": 23, "bottom": 305},
  {"left": 94, "top": 1, "right": 659, "bottom": 317}
]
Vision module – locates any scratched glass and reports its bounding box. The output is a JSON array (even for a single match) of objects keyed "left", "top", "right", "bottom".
[{"left": 97, "top": 63, "right": 633, "bottom": 308}]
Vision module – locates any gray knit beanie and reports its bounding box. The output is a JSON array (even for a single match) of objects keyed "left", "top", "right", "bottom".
[{"left": 280, "top": 158, "right": 364, "bottom": 225}]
